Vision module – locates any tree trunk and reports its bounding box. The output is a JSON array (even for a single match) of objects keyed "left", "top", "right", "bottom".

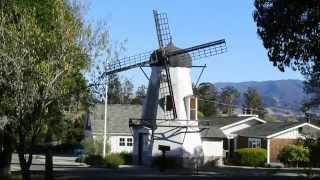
[
  {"left": 45, "top": 132, "right": 53, "bottom": 180},
  {"left": 0, "top": 129, "right": 14, "bottom": 179},
  {"left": 45, "top": 148, "right": 53, "bottom": 180},
  {"left": 0, "top": 150, "right": 12, "bottom": 179},
  {"left": 18, "top": 152, "right": 31, "bottom": 180}
]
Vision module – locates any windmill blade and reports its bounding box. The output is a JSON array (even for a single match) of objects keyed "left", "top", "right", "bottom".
[
  {"left": 161, "top": 62, "right": 177, "bottom": 119},
  {"left": 104, "top": 51, "right": 152, "bottom": 75},
  {"left": 153, "top": 10, "right": 172, "bottom": 48},
  {"left": 168, "top": 39, "right": 227, "bottom": 61}
]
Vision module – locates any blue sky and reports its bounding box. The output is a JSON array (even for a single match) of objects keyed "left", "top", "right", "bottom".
[{"left": 87, "top": 0, "right": 303, "bottom": 86}]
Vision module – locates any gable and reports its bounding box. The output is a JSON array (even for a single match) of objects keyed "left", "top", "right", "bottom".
[
  {"left": 268, "top": 123, "right": 320, "bottom": 139},
  {"left": 221, "top": 117, "right": 266, "bottom": 135}
]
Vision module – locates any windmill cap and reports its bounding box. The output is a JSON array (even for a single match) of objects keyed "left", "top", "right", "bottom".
[{"left": 150, "top": 42, "right": 192, "bottom": 67}]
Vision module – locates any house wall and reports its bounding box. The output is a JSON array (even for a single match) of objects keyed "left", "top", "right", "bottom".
[
  {"left": 109, "top": 135, "right": 134, "bottom": 153},
  {"left": 237, "top": 136, "right": 267, "bottom": 149},
  {"left": 270, "top": 139, "right": 296, "bottom": 162},
  {"left": 273, "top": 129, "right": 302, "bottom": 139},
  {"left": 202, "top": 139, "right": 223, "bottom": 158},
  {"left": 222, "top": 120, "right": 263, "bottom": 135}
]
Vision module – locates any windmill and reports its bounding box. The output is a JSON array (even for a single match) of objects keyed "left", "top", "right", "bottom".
[{"left": 105, "top": 10, "right": 227, "bottom": 166}]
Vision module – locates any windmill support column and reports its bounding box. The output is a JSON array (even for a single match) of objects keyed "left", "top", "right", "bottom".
[{"left": 103, "top": 76, "right": 108, "bottom": 158}]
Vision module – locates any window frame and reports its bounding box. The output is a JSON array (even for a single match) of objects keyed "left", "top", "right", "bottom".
[
  {"left": 126, "top": 138, "right": 133, "bottom": 146},
  {"left": 119, "top": 138, "right": 125, "bottom": 146},
  {"left": 248, "top": 138, "right": 261, "bottom": 148}
]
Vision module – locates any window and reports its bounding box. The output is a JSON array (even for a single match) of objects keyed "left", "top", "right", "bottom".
[
  {"left": 119, "top": 138, "right": 125, "bottom": 146},
  {"left": 248, "top": 138, "right": 261, "bottom": 148},
  {"left": 127, "top": 138, "right": 133, "bottom": 146}
]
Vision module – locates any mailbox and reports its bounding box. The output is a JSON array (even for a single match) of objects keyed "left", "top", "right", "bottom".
[{"left": 158, "top": 145, "right": 170, "bottom": 152}]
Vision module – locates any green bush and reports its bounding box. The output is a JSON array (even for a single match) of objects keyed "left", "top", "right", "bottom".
[
  {"left": 234, "top": 148, "right": 267, "bottom": 167},
  {"left": 278, "top": 144, "right": 309, "bottom": 167},
  {"left": 84, "top": 154, "right": 105, "bottom": 166},
  {"left": 119, "top": 152, "right": 133, "bottom": 164},
  {"left": 152, "top": 156, "right": 181, "bottom": 169},
  {"left": 81, "top": 138, "right": 104, "bottom": 155},
  {"left": 104, "top": 153, "right": 125, "bottom": 169},
  {"left": 83, "top": 153, "right": 125, "bottom": 168}
]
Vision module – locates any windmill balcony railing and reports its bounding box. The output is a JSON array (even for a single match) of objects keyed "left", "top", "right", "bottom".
[{"left": 129, "top": 118, "right": 212, "bottom": 129}]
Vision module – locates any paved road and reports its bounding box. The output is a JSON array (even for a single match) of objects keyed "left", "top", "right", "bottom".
[{"left": 10, "top": 154, "right": 320, "bottom": 180}]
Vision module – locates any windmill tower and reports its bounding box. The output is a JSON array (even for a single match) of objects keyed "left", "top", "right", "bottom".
[{"left": 105, "top": 10, "right": 227, "bottom": 167}]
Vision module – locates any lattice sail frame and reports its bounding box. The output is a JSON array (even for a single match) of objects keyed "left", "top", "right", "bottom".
[{"left": 103, "top": 10, "right": 227, "bottom": 120}]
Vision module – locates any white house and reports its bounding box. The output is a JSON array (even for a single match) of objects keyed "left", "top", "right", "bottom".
[{"left": 86, "top": 104, "right": 142, "bottom": 153}]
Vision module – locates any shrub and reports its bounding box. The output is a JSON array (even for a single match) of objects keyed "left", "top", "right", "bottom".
[
  {"left": 81, "top": 138, "right": 109, "bottom": 156},
  {"left": 152, "top": 156, "right": 181, "bottom": 169},
  {"left": 119, "top": 152, "right": 132, "bottom": 164},
  {"left": 278, "top": 144, "right": 309, "bottom": 167},
  {"left": 104, "top": 153, "right": 125, "bottom": 169},
  {"left": 234, "top": 148, "right": 267, "bottom": 167},
  {"left": 84, "top": 154, "right": 105, "bottom": 166}
]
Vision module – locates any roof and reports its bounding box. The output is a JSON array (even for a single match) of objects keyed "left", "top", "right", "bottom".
[
  {"left": 201, "top": 116, "right": 261, "bottom": 128},
  {"left": 200, "top": 126, "right": 226, "bottom": 138},
  {"left": 237, "top": 122, "right": 320, "bottom": 138},
  {"left": 150, "top": 42, "right": 192, "bottom": 67},
  {"left": 89, "top": 104, "right": 142, "bottom": 135}
]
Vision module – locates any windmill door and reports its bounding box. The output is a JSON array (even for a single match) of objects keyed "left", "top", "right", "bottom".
[{"left": 138, "top": 133, "right": 144, "bottom": 165}]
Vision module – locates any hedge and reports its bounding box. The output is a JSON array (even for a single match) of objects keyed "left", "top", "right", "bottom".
[{"left": 234, "top": 148, "right": 267, "bottom": 167}]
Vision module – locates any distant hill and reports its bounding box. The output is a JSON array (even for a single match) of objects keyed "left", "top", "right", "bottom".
[{"left": 213, "top": 79, "right": 307, "bottom": 117}]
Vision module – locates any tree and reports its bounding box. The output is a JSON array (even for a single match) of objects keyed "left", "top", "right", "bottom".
[
  {"left": 131, "top": 84, "right": 146, "bottom": 105},
  {"left": 107, "top": 74, "right": 122, "bottom": 104},
  {"left": 0, "top": 0, "right": 108, "bottom": 179},
  {"left": 195, "top": 83, "right": 219, "bottom": 117},
  {"left": 278, "top": 144, "right": 310, "bottom": 167},
  {"left": 121, "top": 79, "right": 134, "bottom": 104},
  {"left": 243, "top": 87, "right": 267, "bottom": 118},
  {"left": 219, "top": 86, "right": 240, "bottom": 115},
  {"left": 253, "top": 0, "right": 320, "bottom": 108}
]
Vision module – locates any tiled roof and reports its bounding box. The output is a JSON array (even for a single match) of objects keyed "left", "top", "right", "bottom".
[
  {"left": 200, "top": 125, "right": 226, "bottom": 138},
  {"left": 237, "top": 121, "right": 320, "bottom": 138},
  {"left": 89, "top": 104, "right": 142, "bottom": 135},
  {"left": 201, "top": 116, "right": 258, "bottom": 128}
]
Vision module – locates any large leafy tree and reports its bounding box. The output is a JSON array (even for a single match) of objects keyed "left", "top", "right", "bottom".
[
  {"left": 0, "top": 0, "right": 107, "bottom": 179},
  {"left": 219, "top": 86, "right": 240, "bottom": 115},
  {"left": 243, "top": 87, "right": 267, "bottom": 118},
  {"left": 253, "top": 0, "right": 320, "bottom": 108},
  {"left": 195, "top": 83, "right": 219, "bottom": 117}
]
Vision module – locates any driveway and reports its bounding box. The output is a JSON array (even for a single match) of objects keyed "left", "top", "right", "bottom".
[{"left": 10, "top": 154, "right": 320, "bottom": 179}]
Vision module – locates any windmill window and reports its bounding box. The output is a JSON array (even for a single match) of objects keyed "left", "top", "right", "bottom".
[
  {"left": 248, "top": 138, "right": 261, "bottom": 148},
  {"left": 159, "top": 95, "right": 173, "bottom": 111},
  {"left": 119, "top": 138, "right": 125, "bottom": 146},
  {"left": 165, "top": 95, "right": 173, "bottom": 111},
  {"left": 127, "top": 138, "right": 133, "bottom": 146}
]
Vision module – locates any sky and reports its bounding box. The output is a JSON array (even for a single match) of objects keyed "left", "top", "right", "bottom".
[{"left": 86, "top": 0, "right": 303, "bottom": 86}]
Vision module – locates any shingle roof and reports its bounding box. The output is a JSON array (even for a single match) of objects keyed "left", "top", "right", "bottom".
[
  {"left": 89, "top": 104, "right": 142, "bottom": 135},
  {"left": 200, "top": 126, "right": 226, "bottom": 138},
  {"left": 236, "top": 121, "right": 319, "bottom": 138},
  {"left": 201, "top": 116, "right": 258, "bottom": 128}
]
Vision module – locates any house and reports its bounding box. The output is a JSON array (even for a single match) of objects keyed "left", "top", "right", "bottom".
[
  {"left": 87, "top": 104, "right": 142, "bottom": 153},
  {"left": 200, "top": 115, "right": 266, "bottom": 160},
  {"left": 87, "top": 104, "right": 320, "bottom": 165},
  {"left": 236, "top": 122, "right": 320, "bottom": 164}
]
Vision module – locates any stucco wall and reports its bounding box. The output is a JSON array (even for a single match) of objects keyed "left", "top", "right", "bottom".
[
  {"left": 202, "top": 139, "right": 223, "bottom": 158},
  {"left": 110, "top": 135, "right": 134, "bottom": 153}
]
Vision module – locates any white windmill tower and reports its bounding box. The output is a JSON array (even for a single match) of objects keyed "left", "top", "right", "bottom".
[{"left": 104, "top": 10, "right": 227, "bottom": 167}]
